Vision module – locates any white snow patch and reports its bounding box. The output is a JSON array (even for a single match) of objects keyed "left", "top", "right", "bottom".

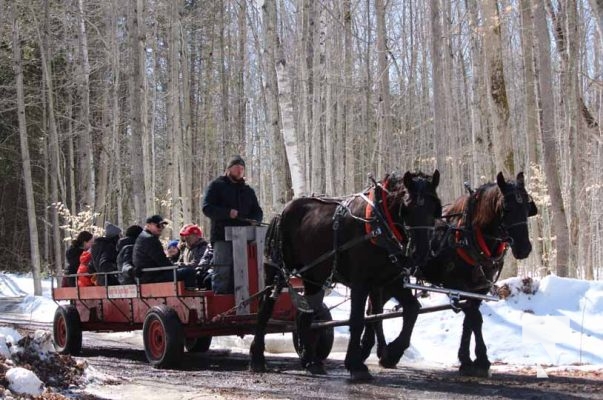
[{"left": 6, "top": 366, "right": 44, "bottom": 396}]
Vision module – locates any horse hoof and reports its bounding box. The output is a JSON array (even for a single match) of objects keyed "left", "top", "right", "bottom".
[
  {"left": 349, "top": 369, "right": 373, "bottom": 382},
  {"left": 459, "top": 364, "right": 490, "bottom": 378},
  {"left": 249, "top": 361, "right": 268, "bottom": 373},
  {"left": 305, "top": 362, "right": 327, "bottom": 375},
  {"left": 378, "top": 357, "right": 397, "bottom": 369}
]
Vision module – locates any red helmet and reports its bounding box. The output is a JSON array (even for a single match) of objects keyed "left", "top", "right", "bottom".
[{"left": 179, "top": 224, "right": 202, "bottom": 237}]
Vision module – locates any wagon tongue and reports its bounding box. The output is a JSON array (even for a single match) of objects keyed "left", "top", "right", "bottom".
[{"left": 287, "top": 281, "right": 313, "bottom": 313}]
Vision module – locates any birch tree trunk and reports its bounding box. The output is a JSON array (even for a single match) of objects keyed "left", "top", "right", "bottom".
[
  {"left": 375, "top": 0, "right": 390, "bottom": 177},
  {"left": 168, "top": 0, "right": 183, "bottom": 229},
  {"left": 12, "top": 11, "right": 43, "bottom": 295},
  {"left": 311, "top": 4, "right": 325, "bottom": 194},
  {"left": 430, "top": 0, "right": 446, "bottom": 171},
  {"left": 343, "top": 0, "right": 355, "bottom": 193},
  {"left": 128, "top": 0, "right": 146, "bottom": 223},
  {"left": 262, "top": 0, "right": 292, "bottom": 206},
  {"left": 481, "top": 0, "right": 514, "bottom": 177},
  {"left": 36, "top": 1, "right": 63, "bottom": 274},
  {"left": 76, "top": 0, "right": 95, "bottom": 211},
  {"left": 533, "top": 0, "right": 570, "bottom": 277}
]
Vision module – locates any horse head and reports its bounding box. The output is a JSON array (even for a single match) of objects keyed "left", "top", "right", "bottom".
[
  {"left": 495, "top": 171, "right": 537, "bottom": 259},
  {"left": 389, "top": 169, "right": 441, "bottom": 266}
]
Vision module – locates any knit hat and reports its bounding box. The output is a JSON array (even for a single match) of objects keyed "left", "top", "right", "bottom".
[
  {"left": 167, "top": 240, "right": 180, "bottom": 249},
  {"left": 227, "top": 155, "right": 245, "bottom": 169},
  {"left": 125, "top": 225, "right": 143, "bottom": 239},
  {"left": 104, "top": 222, "right": 122, "bottom": 238}
]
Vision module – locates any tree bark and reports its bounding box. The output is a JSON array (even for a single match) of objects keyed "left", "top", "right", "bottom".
[
  {"left": 533, "top": 0, "right": 570, "bottom": 277},
  {"left": 262, "top": 0, "right": 292, "bottom": 206},
  {"left": 12, "top": 9, "right": 43, "bottom": 295},
  {"left": 76, "top": 0, "right": 96, "bottom": 211},
  {"left": 481, "top": 0, "right": 514, "bottom": 177}
]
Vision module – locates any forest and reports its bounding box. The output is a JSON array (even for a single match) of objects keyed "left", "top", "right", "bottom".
[{"left": 0, "top": 0, "right": 601, "bottom": 293}]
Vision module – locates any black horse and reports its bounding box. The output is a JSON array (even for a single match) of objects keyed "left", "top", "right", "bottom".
[
  {"left": 360, "top": 172, "right": 537, "bottom": 377},
  {"left": 249, "top": 170, "right": 441, "bottom": 381}
]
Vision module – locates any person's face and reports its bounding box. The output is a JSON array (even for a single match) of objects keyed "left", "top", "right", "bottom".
[
  {"left": 83, "top": 238, "right": 94, "bottom": 250},
  {"left": 228, "top": 164, "right": 245, "bottom": 180},
  {"left": 166, "top": 246, "right": 179, "bottom": 257},
  {"left": 146, "top": 222, "right": 166, "bottom": 236},
  {"left": 181, "top": 234, "right": 199, "bottom": 248}
]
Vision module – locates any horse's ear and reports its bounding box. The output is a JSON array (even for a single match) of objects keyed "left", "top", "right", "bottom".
[
  {"left": 528, "top": 200, "right": 538, "bottom": 217},
  {"left": 516, "top": 172, "right": 525, "bottom": 188},
  {"left": 432, "top": 169, "right": 440, "bottom": 188},
  {"left": 403, "top": 171, "right": 413, "bottom": 189},
  {"left": 496, "top": 172, "right": 506, "bottom": 189}
]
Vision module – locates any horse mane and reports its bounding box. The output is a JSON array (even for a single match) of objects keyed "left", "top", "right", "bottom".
[{"left": 444, "top": 183, "right": 503, "bottom": 227}]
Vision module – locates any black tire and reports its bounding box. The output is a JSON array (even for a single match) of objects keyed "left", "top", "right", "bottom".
[
  {"left": 185, "top": 336, "right": 212, "bottom": 353},
  {"left": 53, "top": 305, "right": 82, "bottom": 355},
  {"left": 292, "top": 303, "right": 334, "bottom": 361},
  {"left": 143, "top": 305, "right": 184, "bottom": 368}
]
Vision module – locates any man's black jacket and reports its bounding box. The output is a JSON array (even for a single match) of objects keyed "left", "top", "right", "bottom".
[{"left": 202, "top": 175, "right": 263, "bottom": 242}]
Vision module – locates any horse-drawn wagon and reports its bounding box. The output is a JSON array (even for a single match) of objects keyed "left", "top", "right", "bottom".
[{"left": 51, "top": 226, "right": 334, "bottom": 368}]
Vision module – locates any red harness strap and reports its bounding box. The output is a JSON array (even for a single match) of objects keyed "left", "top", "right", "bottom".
[
  {"left": 364, "top": 180, "right": 406, "bottom": 245},
  {"left": 455, "top": 220, "right": 507, "bottom": 266}
]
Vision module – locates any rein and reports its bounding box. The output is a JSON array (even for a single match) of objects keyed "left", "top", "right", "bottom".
[{"left": 453, "top": 187, "right": 509, "bottom": 282}]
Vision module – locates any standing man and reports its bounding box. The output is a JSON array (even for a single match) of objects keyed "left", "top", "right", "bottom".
[{"left": 202, "top": 155, "right": 263, "bottom": 293}]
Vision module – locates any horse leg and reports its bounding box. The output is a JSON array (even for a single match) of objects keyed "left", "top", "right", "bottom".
[
  {"left": 379, "top": 288, "right": 420, "bottom": 368},
  {"left": 297, "top": 286, "right": 326, "bottom": 375},
  {"left": 249, "top": 269, "right": 282, "bottom": 372},
  {"left": 344, "top": 283, "right": 372, "bottom": 381},
  {"left": 458, "top": 307, "right": 474, "bottom": 375},
  {"left": 458, "top": 300, "right": 490, "bottom": 377},
  {"left": 360, "top": 289, "right": 380, "bottom": 361},
  {"left": 469, "top": 302, "right": 491, "bottom": 377}
]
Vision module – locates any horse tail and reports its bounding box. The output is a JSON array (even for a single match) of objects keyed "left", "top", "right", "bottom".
[{"left": 265, "top": 214, "right": 284, "bottom": 267}]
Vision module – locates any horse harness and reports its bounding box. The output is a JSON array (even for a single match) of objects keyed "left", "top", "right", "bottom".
[
  {"left": 291, "top": 178, "right": 417, "bottom": 288},
  {"left": 450, "top": 185, "right": 510, "bottom": 285}
]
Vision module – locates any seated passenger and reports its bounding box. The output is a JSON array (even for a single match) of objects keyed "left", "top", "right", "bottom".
[
  {"left": 63, "top": 230, "right": 93, "bottom": 287},
  {"left": 89, "top": 222, "right": 121, "bottom": 286},
  {"left": 76, "top": 250, "right": 94, "bottom": 287},
  {"left": 166, "top": 240, "right": 182, "bottom": 263},
  {"left": 179, "top": 224, "right": 210, "bottom": 289},
  {"left": 117, "top": 225, "right": 143, "bottom": 284},
  {"left": 132, "top": 215, "right": 196, "bottom": 287}
]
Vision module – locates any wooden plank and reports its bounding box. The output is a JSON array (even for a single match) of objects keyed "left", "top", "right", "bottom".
[
  {"left": 255, "top": 226, "right": 267, "bottom": 291},
  {"left": 231, "top": 227, "right": 250, "bottom": 314}
]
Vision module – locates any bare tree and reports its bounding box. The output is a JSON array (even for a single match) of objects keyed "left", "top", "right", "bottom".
[
  {"left": 12, "top": 7, "right": 43, "bottom": 295},
  {"left": 533, "top": 0, "right": 570, "bottom": 277}
]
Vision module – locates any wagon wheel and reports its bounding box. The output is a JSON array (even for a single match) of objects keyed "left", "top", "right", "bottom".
[
  {"left": 185, "top": 336, "right": 212, "bottom": 353},
  {"left": 53, "top": 305, "right": 82, "bottom": 355},
  {"left": 292, "top": 303, "right": 334, "bottom": 361},
  {"left": 143, "top": 305, "right": 184, "bottom": 368}
]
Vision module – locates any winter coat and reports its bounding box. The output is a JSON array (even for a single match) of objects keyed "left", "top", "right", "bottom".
[
  {"left": 202, "top": 175, "right": 263, "bottom": 242},
  {"left": 77, "top": 250, "right": 94, "bottom": 287},
  {"left": 133, "top": 229, "right": 173, "bottom": 283},
  {"left": 89, "top": 236, "right": 119, "bottom": 286},
  {"left": 64, "top": 246, "right": 84, "bottom": 287},
  {"left": 116, "top": 236, "right": 137, "bottom": 285},
  {"left": 181, "top": 238, "right": 209, "bottom": 269}
]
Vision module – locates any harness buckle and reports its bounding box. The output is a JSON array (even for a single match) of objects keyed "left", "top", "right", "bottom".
[{"left": 389, "top": 254, "right": 398, "bottom": 264}]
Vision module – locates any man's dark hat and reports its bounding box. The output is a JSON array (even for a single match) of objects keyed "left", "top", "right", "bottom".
[
  {"left": 146, "top": 215, "right": 168, "bottom": 225},
  {"left": 227, "top": 155, "right": 245, "bottom": 169}
]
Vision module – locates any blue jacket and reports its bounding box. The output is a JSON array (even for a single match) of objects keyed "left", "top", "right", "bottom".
[{"left": 202, "top": 175, "right": 263, "bottom": 242}]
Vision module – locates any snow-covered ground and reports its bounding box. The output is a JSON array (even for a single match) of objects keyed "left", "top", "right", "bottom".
[{"left": 1, "top": 272, "right": 603, "bottom": 397}]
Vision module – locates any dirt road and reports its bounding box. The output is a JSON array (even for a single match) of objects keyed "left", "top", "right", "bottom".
[{"left": 79, "top": 332, "right": 602, "bottom": 400}]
